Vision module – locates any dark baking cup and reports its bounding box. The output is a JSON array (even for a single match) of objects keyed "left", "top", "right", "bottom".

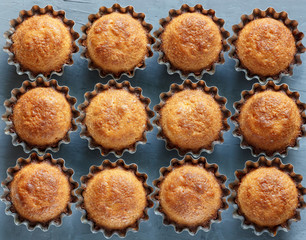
[
  {"left": 2, "top": 77, "right": 79, "bottom": 154},
  {"left": 228, "top": 7, "right": 305, "bottom": 83},
  {"left": 76, "top": 159, "right": 153, "bottom": 238},
  {"left": 154, "top": 4, "right": 230, "bottom": 80},
  {"left": 153, "top": 79, "right": 231, "bottom": 156},
  {"left": 79, "top": 3, "right": 155, "bottom": 80},
  {"left": 231, "top": 81, "right": 306, "bottom": 158},
  {"left": 77, "top": 79, "right": 154, "bottom": 157},
  {"left": 152, "top": 156, "right": 229, "bottom": 234},
  {"left": 3, "top": 5, "right": 79, "bottom": 80},
  {"left": 229, "top": 157, "right": 306, "bottom": 236},
  {"left": 1, "top": 153, "right": 79, "bottom": 231}
]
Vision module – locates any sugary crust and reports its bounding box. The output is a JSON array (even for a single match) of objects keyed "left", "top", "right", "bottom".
[
  {"left": 237, "top": 167, "right": 298, "bottom": 227},
  {"left": 159, "top": 165, "right": 222, "bottom": 226},
  {"left": 11, "top": 15, "right": 72, "bottom": 74},
  {"left": 238, "top": 90, "right": 302, "bottom": 153},
  {"left": 236, "top": 18, "right": 296, "bottom": 76},
  {"left": 83, "top": 168, "right": 146, "bottom": 229},
  {"left": 161, "top": 13, "right": 222, "bottom": 72},
  {"left": 160, "top": 89, "right": 222, "bottom": 151},
  {"left": 13, "top": 87, "right": 72, "bottom": 146},
  {"left": 10, "top": 162, "right": 71, "bottom": 223},
  {"left": 84, "top": 88, "right": 147, "bottom": 150},
  {"left": 86, "top": 12, "right": 148, "bottom": 73}
]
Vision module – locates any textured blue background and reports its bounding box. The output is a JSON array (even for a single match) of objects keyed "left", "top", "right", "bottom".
[{"left": 0, "top": 0, "right": 305, "bottom": 239}]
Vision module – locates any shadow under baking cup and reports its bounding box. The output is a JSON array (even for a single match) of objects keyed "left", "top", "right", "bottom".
[
  {"left": 2, "top": 77, "right": 79, "bottom": 155},
  {"left": 75, "top": 159, "right": 153, "bottom": 238},
  {"left": 3, "top": 5, "right": 79, "bottom": 81},
  {"left": 154, "top": 4, "right": 230, "bottom": 80},
  {"left": 228, "top": 157, "right": 306, "bottom": 237},
  {"left": 228, "top": 7, "right": 305, "bottom": 84},
  {"left": 1, "top": 153, "right": 79, "bottom": 231}
]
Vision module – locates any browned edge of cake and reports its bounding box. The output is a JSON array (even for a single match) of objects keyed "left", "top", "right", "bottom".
[
  {"left": 228, "top": 157, "right": 306, "bottom": 236},
  {"left": 153, "top": 3, "right": 230, "bottom": 80},
  {"left": 75, "top": 159, "right": 153, "bottom": 237},
  {"left": 152, "top": 155, "right": 229, "bottom": 234},
  {"left": 79, "top": 3, "right": 155, "bottom": 80},
  {"left": 228, "top": 7, "right": 305, "bottom": 83},
  {"left": 77, "top": 79, "right": 154, "bottom": 157},
  {"left": 3, "top": 5, "right": 79, "bottom": 81},
  {"left": 2, "top": 77, "right": 80, "bottom": 154},
  {"left": 1, "top": 152, "right": 78, "bottom": 231},
  {"left": 231, "top": 80, "right": 306, "bottom": 158},
  {"left": 153, "top": 79, "right": 231, "bottom": 156}
]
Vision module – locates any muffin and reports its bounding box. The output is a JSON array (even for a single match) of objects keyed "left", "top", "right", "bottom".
[
  {"left": 1, "top": 153, "right": 78, "bottom": 231},
  {"left": 2, "top": 78, "right": 79, "bottom": 154},
  {"left": 154, "top": 4, "right": 229, "bottom": 79},
  {"left": 3, "top": 5, "right": 79, "bottom": 80},
  {"left": 78, "top": 80, "right": 154, "bottom": 156},
  {"left": 76, "top": 159, "right": 153, "bottom": 237},
  {"left": 229, "top": 8, "right": 305, "bottom": 82},
  {"left": 154, "top": 80, "right": 230, "bottom": 156},
  {"left": 79, "top": 4, "right": 154, "bottom": 79},
  {"left": 153, "top": 156, "right": 229, "bottom": 234},
  {"left": 229, "top": 157, "right": 306, "bottom": 236},
  {"left": 231, "top": 81, "right": 306, "bottom": 157}
]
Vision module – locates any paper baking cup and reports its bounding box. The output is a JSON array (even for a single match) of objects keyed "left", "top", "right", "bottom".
[
  {"left": 152, "top": 155, "right": 229, "bottom": 235},
  {"left": 79, "top": 3, "right": 155, "bottom": 80},
  {"left": 3, "top": 5, "right": 79, "bottom": 81},
  {"left": 229, "top": 157, "right": 306, "bottom": 236},
  {"left": 2, "top": 77, "right": 79, "bottom": 154},
  {"left": 77, "top": 79, "right": 154, "bottom": 157},
  {"left": 231, "top": 81, "right": 306, "bottom": 158},
  {"left": 228, "top": 7, "right": 305, "bottom": 83},
  {"left": 154, "top": 79, "right": 231, "bottom": 156},
  {"left": 1, "top": 153, "right": 78, "bottom": 231},
  {"left": 154, "top": 4, "right": 230, "bottom": 80},
  {"left": 76, "top": 159, "right": 153, "bottom": 238}
]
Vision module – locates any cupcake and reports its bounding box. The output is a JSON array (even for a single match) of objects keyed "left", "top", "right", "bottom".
[
  {"left": 79, "top": 3, "right": 154, "bottom": 79},
  {"left": 153, "top": 156, "right": 229, "bottom": 234},
  {"left": 3, "top": 5, "right": 79, "bottom": 80},
  {"left": 78, "top": 80, "right": 154, "bottom": 156},
  {"left": 154, "top": 4, "right": 229, "bottom": 80},
  {"left": 231, "top": 81, "right": 306, "bottom": 158},
  {"left": 229, "top": 157, "right": 306, "bottom": 236},
  {"left": 1, "top": 153, "right": 78, "bottom": 231},
  {"left": 229, "top": 8, "right": 305, "bottom": 83},
  {"left": 2, "top": 78, "right": 79, "bottom": 154},
  {"left": 154, "top": 80, "right": 230, "bottom": 156},
  {"left": 76, "top": 159, "right": 153, "bottom": 237}
]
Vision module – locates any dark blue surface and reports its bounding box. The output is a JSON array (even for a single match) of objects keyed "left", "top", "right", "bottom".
[{"left": 0, "top": 0, "right": 305, "bottom": 239}]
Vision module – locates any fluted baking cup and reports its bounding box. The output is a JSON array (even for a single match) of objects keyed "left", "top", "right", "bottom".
[
  {"left": 2, "top": 77, "right": 79, "bottom": 154},
  {"left": 229, "top": 157, "right": 306, "bottom": 236},
  {"left": 154, "top": 4, "right": 230, "bottom": 80},
  {"left": 1, "top": 153, "right": 78, "bottom": 231},
  {"left": 3, "top": 5, "right": 79, "bottom": 81},
  {"left": 228, "top": 7, "right": 305, "bottom": 83},
  {"left": 76, "top": 159, "right": 153, "bottom": 238}
]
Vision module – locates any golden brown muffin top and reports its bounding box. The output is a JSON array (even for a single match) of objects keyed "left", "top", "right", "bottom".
[
  {"left": 10, "top": 162, "right": 71, "bottom": 223},
  {"left": 161, "top": 12, "right": 222, "bottom": 72},
  {"left": 85, "top": 88, "right": 147, "bottom": 150},
  {"left": 83, "top": 168, "right": 146, "bottom": 230},
  {"left": 11, "top": 15, "right": 73, "bottom": 74},
  {"left": 159, "top": 165, "right": 222, "bottom": 226},
  {"left": 13, "top": 87, "right": 72, "bottom": 147},
  {"left": 160, "top": 89, "right": 222, "bottom": 151},
  {"left": 238, "top": 90, "right": 301, "bottom": 153},
  {"left": 86, "top": 12, "right": 148, "bottom": 74},
  {"left": 237, "top": 167, "right": 298, "bottom": 227},
  {"left": 236, "top": 18, "right": 296, "bottom": 76}
]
